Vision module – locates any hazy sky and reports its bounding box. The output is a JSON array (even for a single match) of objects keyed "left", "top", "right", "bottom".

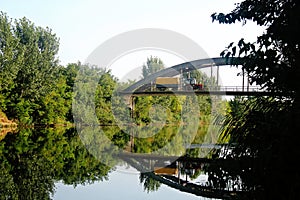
[{"left": 1, "top": 0, "right": 264, "bottom": 85}]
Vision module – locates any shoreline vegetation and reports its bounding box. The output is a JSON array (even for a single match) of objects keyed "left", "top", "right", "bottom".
[
  {"left": 0, "top": 111, "right": 17, "bottom": 128},
  {"left": 0, "top": 111, "right": 17, "bottom": 140}
]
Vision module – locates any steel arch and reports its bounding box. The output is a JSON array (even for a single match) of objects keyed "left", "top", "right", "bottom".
[{"left": 123, "top": 57, "right": 243, "bottom": 92}]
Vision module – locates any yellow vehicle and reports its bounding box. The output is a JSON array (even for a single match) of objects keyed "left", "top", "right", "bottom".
[
  {"left": 155, "top": 77, "right": 203, "bottom": 91},
  {"left": 155, "top": 77, "right": 180, "bottom": 90}
]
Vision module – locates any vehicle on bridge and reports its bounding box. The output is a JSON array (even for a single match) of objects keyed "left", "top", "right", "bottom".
[
  {"left": 155, "top": 77, "right": 203, "bottom": 91},
  {"left": 185, "top": 78, "right": 203, "bottom": 90},
  {"left": 155, "top": 77, "right": 181, "bottom": 90}
]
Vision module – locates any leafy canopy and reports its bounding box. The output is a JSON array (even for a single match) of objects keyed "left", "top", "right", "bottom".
[{"left": 212, "top": 0, "right": 300, "bottom": 96}]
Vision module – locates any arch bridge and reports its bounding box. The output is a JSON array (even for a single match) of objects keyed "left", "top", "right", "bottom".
[{"left": 120, "top": 57, "right": 277, "bottom": 96}]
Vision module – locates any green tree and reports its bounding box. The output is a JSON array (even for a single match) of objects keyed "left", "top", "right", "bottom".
[
  {"left": 0, "top": 13, "right": 60, "bottom": 123},
  {"left": 210, "top": 1, "right": 300, "bottom": 199},
  {"left": 38, "top": 69, "right": 72, "bottom": 124},
  {"left": 0, "top": 12, "right": 21, "bottom": 110},
  {"left": 142, "top": 56, "right": 165, "bottom": 78},
  {"left": 211, "top": 0, "right": 300, "bottom": 96},
  {"left": 60, "top": 62, "right": 84, "bottom": 122},
  {"left": 12, "top": 17, "right": 59, "bottom": 100},
  {"left": 95, "top": 69, "right": 119, "bottom": 124},
  {"left": 139, "top": 173, "right": 161, "bottom": 193},
  {"left": 63, "top": 62, "right": 81, "bottom": 92}
]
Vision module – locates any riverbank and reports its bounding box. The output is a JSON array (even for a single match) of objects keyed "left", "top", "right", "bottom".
[
  {"left": 0, "top": 111, "right": 18, "bottom": 140},
  {"left": 0, "top": 111, "right": 17, "bottom": 128}
]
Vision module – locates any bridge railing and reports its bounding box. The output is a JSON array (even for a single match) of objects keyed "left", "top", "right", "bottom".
[{"left": 207, "top": 86, "right": 264, "bottom": 92}]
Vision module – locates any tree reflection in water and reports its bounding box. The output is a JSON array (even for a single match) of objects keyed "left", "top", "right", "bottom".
[
  {"left": 0, "top": 128, "right": 111, "bottom": 199},
  {"left": 0, "top": 125, "right": 281, "bottom": 200}
]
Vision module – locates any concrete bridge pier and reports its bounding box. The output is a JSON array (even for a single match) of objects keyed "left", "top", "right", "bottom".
[{"left": 122, "top": 94, "right": 135, "bottom": 152}]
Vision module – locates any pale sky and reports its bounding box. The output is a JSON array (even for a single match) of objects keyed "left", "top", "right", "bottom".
[
  {"left": 1, "top": 0, "right": 265, "bottom": 86},
  {"left": 54, "top": 165, "right": 202, "bottom": 200}
]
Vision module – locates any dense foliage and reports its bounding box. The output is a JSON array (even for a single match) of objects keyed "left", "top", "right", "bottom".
[
  {"left": 0, "top": 128, "right": 111, "bottom": 199},
  {"left": 209, "top": 0, "right": 300, "bottom": 199},
  {"left": 0, "top": 12, "right": 77, "bottom": 125},
  {"left": 142, "top": 56, "right": 165, "bottom": 79},
  {"left": 212, "top": 0, "right": 300, "bottom": 96}
]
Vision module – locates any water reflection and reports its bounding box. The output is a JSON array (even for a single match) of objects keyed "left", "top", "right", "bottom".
[
  {"left": 54, "top": 165, "right": 202, "bottom": 200},
  {"left": 0, "top": 128, "right": 111, "bottom": 199},
  {"left": 121, "top": 152, "right": 250, "bottom": 199},
  {"left": 0, "top": 127, "right": 260, "bottom": 199}
]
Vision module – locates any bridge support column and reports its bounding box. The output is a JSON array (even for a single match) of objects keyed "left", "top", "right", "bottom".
[
  {"left": 210, "top": 64, "right": 213, "bottom": 88},
  {"left": 247, "top": 75, "right": 250, "bottom": 92},
  {"left": 130, "top": 96, "right": 135, "bottom": 152},
  {"left": 123, "top": 95, "right": 135, "bottom": 152},
  {"left": 242, "top": 68, "right": 245, "bottom": 92},
  {"left": 217, "top": 65, "right": 219, "bottom": 86}
]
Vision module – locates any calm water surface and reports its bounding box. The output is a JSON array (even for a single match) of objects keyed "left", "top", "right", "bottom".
[
  {"left": 53, "top": 165, "right": 207, "bottom": 200},
  {"left": 0, "top": 127, "right": 253, "bottom": 199}
]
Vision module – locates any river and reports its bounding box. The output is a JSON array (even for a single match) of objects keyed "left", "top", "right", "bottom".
[
  {"left": 0, "top": 127, "right": 265, "bottom": 199},
  {"left": 54, "top": 165, "right": 207, "bottom": 200}
]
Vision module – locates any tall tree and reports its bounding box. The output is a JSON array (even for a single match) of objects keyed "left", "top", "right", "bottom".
[
  {"left": 211, "top": 0, "right": 300, "bottom": 96},
  {"left": 210, "top": 1, "right": 300, "bottom": 199},
  {"left": 0, "top": 13, "right": 60, "bottom": 123},
  {"left": 13, "top": 17, "right": 59, "bottom": 100},
  {"left": 142, "top": 56, "right": 165, "bottom": 78},
  {"left": 0, "top": 12, "right": 21, "bottom": 110}
]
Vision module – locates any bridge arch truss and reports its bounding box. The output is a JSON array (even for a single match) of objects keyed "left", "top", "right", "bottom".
[{"left": 123, "top": 57, "right": 245, "bottom": 93}]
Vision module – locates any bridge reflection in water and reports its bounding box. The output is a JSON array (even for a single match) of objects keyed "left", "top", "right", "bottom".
[{"left": 118, "top": 152, "right": 249, "bottom": 199}]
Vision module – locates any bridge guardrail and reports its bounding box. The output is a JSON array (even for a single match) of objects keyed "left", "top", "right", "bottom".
[{"left": 206, "top": 86, "right": 264, "bottom": 92}]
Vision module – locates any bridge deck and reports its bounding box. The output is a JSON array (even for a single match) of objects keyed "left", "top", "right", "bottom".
[{"left": 118, "top": 90, "right": 282, "bottom": 96}]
